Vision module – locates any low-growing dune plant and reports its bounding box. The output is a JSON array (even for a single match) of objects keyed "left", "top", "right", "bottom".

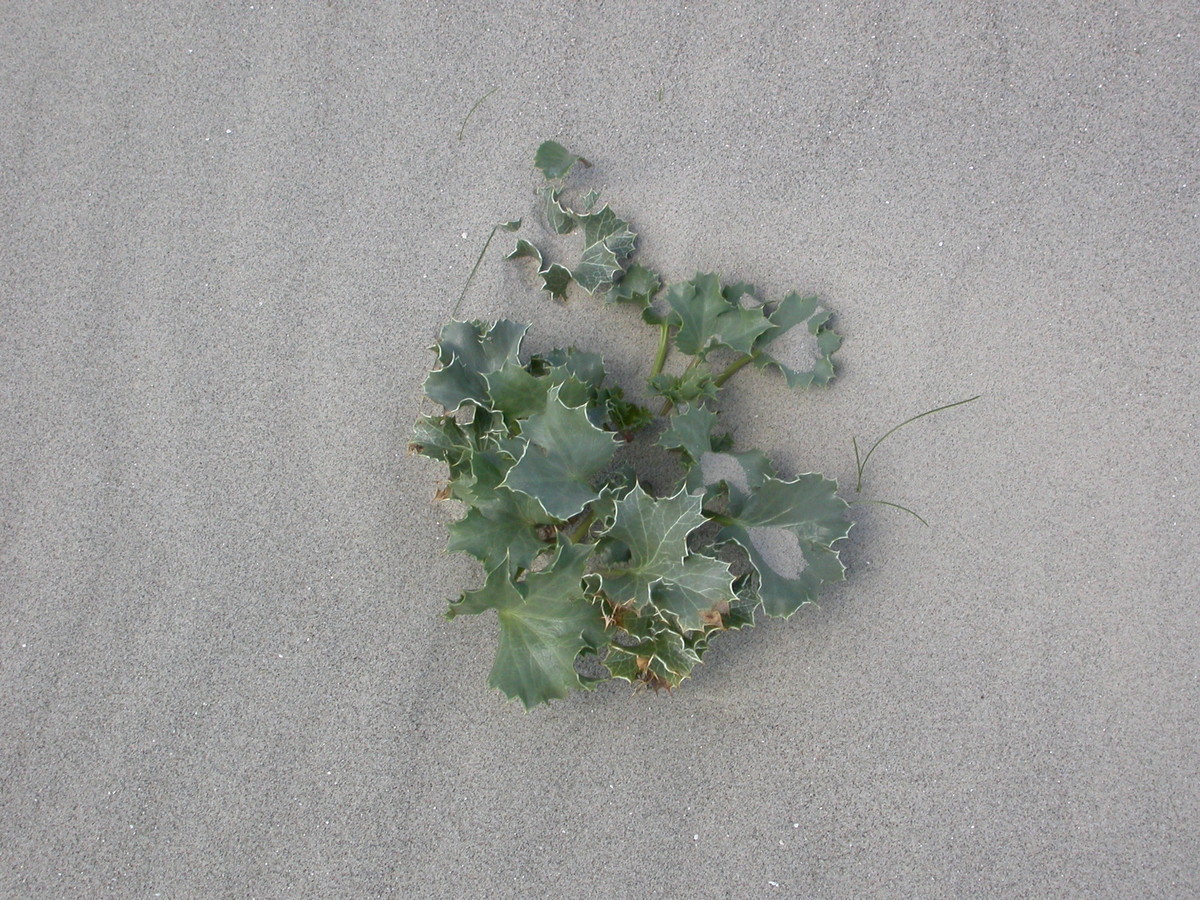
[{"left": 412, "top": 141, "right": 966, "bottom": 709}]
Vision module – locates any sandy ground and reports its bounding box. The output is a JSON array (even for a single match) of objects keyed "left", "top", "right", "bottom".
[{"left": 2, "top": 3, "right": 1197, "bottom": 897}]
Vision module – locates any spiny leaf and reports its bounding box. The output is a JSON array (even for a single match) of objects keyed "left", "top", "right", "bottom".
[
  {"left": 658, "top": 405, "right": 773, "bottom": 496},
  {"left": 753, "top": 292, "right": 842, "bottom": 387},
  {"left": 694, "top": 450, "right": 773, "bottom": 498},
  {"left": 507, "top": 240, "right": 574, "bottom": 302},
  {"left": 722, "top": 282, "right": 759, "bottom": 305},
  {"left": 434, "top": 319, "right": 526, "bottom": 372},
  {"left": 601, "top": 387, "right": 653, "bottom": 436},
  {"left": 721, "top": 589, "right": 759, "bottom": 631},
  {"left": 507, "top": 239, "right": 544, "bottom": 265},
  {"left": 424, "top": 319, "right": 527, "bottom": 411},
  {"left": 410, "top": 414, "right": 470, "bottom": 465},
  {"left": 536, "top": 347, "right": 606, "bottom": 389},
  {"left": 597, "top": 487, "right": 734, "bottom": 622},
  {"left": 484, "top": 362, "right": 552, "bottom": 423},
  {"left": 444, "top": 449, "right": 558, "bottom": 572},
  {"left": 605, "top": 628, "right": 702, "bottom": 689},
  {"left": 609, "top": 264, "right": 661, "bottom": 308},
  {"left": 572, "top": 206, "right": 637, "bottom": 294},
  {"left": 448, "top": 539, "right": 606, "bottom": 709},
  {"left": 539, "top": 186, "right": 576, "bottom": 235},
  {"left": 540, "top": 264, "right": 573, "bottom": 301},
  {"left": 657, "top": 404, "right": 719, "bottom": 463},
  {"left": 648, "top": 366, "right": 718, "bottom": 408},
  {"left": 446, "top": 448, "right": 509, "bottom": 507},
  {"left": 651, "top": 553, "right": 738, "bottom": 633},
  {"left": 666, "top": 273, "right": 771, "bottom": 357},
  {"left": 446, "top": 487, "right": 555, "bottom": 574},
  {"left": 503, "top": 385, "right": 619, "bottom": 519},
  {"left": 718, "top": 475, "right": 851, "bottom": 618},
  {"left": 599, "top": 486, "right": 708, "bottom": 608}
]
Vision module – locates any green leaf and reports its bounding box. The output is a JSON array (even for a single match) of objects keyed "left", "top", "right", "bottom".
[
  {"left": 465, "top": 405, "right": 505, "bottom": 447},
  {"left": 666, "top": 274, "right": 771, "bottom": 357},
  {"left": 718, "top": 475, "right": 851, "bottom": 618},
  {"left": 410, "top": 414, "right": 470, "bottom": 465},
  {"left": 754, "top": 292, "right": 842, "bottom": 387},
  {"left": 540, "top": 347, "right": 606, "bottom": 390},
  {"left": 722, "top": 282, "right": 759, "bottom": 305},
  {"left": 540, "top": 264, "right": 573, "bottom": 301},
  {"left": 647, "top": 366, "right": 718, "bottom": 408},
  {"left": 503, "top": 386, "right": 619, "bottom": 519},
  {"left": 609, "top": 264, "right": 661, "bottom": 308},
  {"left": 695, "top": 450, "right": 773, "bottom": 498},
  {"left": 721, "top": 590, "right": 758, "bottom": 631},
  {"left": 446, "top": 448, "right": 508, "bottom": 507},
  {"left": 506, "top": 239, "right": 544, "bottom": 266},
  {"left": 658, "top": 405, "right": 773, "bottom": 496},
  {"left": 484, "top": 362, "right": 552, "bottom": 423},
  {"left": 448, "top": 539, "right": 606, "bottom": 709},
  {"left": 658, "top": 404, "right": 719, "bottom": 463},
  {"left": 597, "top": 486, "right": 733, "bottom": 617},
  {"left": 507, "top": 240, "right": 574, "bottom": 301},
  {"left": 445, "top": 488, "right": 553, "bottom": 573},
  {"left": 534, "top": 140, "right": 582, "bottom": 180},
  {"left": 425, "top": 319, "right": 528, "bottom": 411},
  {"left": 539, "top": 186, "right": 576, "bottom": 234},
  {"left": 532, "top": 347, "right": 609, "bottom": 418},
  {"left": 572, "top": 206, "right": 637, "bottom": 294},
  {"left": 434, "top": 319, "right": 526, "bottom": 372},
  {"left": 652, "top": 553, "right": 738, "bottom": 633},
  {"left": 605, "top": 628, "right": 702, "bottom": 689},
  {"left": 602, "top": 387, "right": 653, "bottom": 436}
]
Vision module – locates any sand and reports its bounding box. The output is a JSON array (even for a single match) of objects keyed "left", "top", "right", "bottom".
[{"left": 2, "top": 3, "right": 1197, "bottom": 897}]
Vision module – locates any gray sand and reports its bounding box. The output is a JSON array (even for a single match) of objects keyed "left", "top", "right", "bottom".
[
  {"left": 747, "top": 527, "right": 809, "bottom": 580},
  {"left": 700, "top": 451, "right": 751, "bottom": 494},
  {"left": 2, "top": 3, "right": 1197, "bottom": 897}
]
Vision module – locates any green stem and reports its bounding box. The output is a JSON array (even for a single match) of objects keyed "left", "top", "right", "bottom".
[
  {"left": 714, "top": 353, "right": 756, "bottom": 388},
  {"left": 650, "top": 322, "right": 670, "bottom": 378},
  {"left": 703, "top": 511, "right": 735, "bottom": 526},
  {"left": 568, "top": 510, "right": 596, "bottom": 543}
]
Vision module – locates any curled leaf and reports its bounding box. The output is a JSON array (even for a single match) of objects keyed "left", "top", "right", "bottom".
[{"left": 534, "top": 140, "right": 584, "bottom": 180}]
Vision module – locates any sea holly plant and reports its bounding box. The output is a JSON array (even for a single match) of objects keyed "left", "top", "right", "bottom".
[{"left": 412, "top": 141, "right": 923, "bottom": 709}]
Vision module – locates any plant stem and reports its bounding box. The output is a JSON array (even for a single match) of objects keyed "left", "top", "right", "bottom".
[
  {"left": 568, "top": 510, "right": 596, "bottom": 543},
  {"left": 650, "top": 322, "right": 670, "bottom": 378},
  {"left": 854, "top": 395, "right": 980, "bottom": 492},
  {"left": 703, "top": 511, "right": 735, "bottom": 526},
  {"left": 714, "top": 353, "right": 756, "bottom": 387}
]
